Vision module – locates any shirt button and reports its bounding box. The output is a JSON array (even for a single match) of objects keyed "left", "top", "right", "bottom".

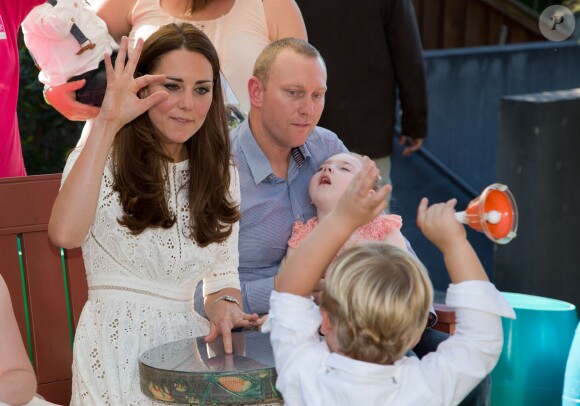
[{"left": 295, "top": 214, "right": 300, "bottom": 220}]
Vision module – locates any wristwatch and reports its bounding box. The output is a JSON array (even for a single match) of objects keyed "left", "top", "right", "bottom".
[
  {"left": 211, "top": 295, "right": 241, "bottom": 308},
  {"left": 43, "top": 85, "right": 52, "bottom": 106}
]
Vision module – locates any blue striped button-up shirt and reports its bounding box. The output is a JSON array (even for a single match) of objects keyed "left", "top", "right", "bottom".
[{"left": 232, "top": 119, "right": 347, "bottom": 314}]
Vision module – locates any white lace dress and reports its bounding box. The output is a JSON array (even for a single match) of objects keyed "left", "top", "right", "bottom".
[{"left": 64, "top": 148, "right": 241, "bottom": 405}]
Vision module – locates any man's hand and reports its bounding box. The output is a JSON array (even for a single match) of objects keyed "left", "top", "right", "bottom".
[{"left": 399, "top": 135, "right": 423, "bottom": 156}]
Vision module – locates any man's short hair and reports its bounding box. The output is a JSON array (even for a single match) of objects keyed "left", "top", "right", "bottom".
[
  {"left": 320, "top": 242, "right": 433, "bottom": 365},
  {"left": 253, "top": 37, "right": 324, "bottom": 86}
]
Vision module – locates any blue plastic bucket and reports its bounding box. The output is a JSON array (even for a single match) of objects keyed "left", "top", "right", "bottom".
[{"left": 491, "top": 292, "right": 578, "bottom": 406}]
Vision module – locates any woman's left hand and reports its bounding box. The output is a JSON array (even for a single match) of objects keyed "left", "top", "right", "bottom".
[{"left": 204, "top": 298, "right": 259, "bottom": 354}]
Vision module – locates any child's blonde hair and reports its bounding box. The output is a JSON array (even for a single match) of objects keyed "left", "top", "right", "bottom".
[{"left": 320, "top": 242, "right": 433, "bottom": 365}]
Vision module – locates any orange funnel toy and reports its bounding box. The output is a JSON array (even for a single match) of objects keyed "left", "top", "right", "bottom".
[{"left": 454, "top": 183, "right": 518, "bottom": 244}]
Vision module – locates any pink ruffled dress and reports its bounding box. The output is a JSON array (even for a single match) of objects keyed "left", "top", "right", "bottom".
[{"left": 288, "top": 214, "right": 402, "bottom": 255}]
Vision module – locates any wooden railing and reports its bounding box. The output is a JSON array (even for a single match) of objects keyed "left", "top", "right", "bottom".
[
  {"left": 412, "top": 0, "right": 546, "bottom": 49},
  {"left": 0, "top": 174, "right": 88, "bottom": 405}
]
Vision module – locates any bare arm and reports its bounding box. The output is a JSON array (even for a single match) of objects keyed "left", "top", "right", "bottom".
[
  {"left": 416, "top": 198, "right": 489, "bottom": 283},
  {"left": 263, "top": 0, "right": 307, "bottom": 41},
  {"left": 276, "top": 159, "right": 389, "bottom": 296},
  {"left": 0, "top": 276, "right": 37, "bottom": 405},
  {"left": 284, "top": 225, "right": 408, "bottom": 302},
  {"left": 93, "top": 0, "right": 135, "bottom": 43},
  {"left": 48, "top": 37, "right": 169, "bottom": 248}
]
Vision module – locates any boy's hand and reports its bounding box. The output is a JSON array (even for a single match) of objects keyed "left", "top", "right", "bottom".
[
  {"left": 416, "top": 197, "right": 467, "bottom": 253},
  {"left": 334, "top": 157, "right": 390, "bottom": 231},
  {"left": 417, "top": 198, "right": 489, "bottom": 283}
]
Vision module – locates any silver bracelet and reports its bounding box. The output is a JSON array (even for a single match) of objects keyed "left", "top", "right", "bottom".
[
  {"left": 43, "top": 85, "right": 52, "bottom": 105},
  {"left": 211, "top": 295, "right": 241, "bottom": 309}
]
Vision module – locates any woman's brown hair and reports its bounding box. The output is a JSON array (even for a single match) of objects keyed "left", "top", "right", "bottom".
[{"left": 112, "top": 23, "right": 239, "bottom": 246}]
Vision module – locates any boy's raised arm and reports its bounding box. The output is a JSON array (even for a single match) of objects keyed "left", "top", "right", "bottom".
[
  {"left": 416, "top": 198, "right": 489, "bottom": 284},
  {"left": 275, "top": 158, "right": 390, "bottom": 297}
]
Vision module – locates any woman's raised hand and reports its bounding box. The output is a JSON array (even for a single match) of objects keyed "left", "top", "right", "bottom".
[{"left": 98, "top": 36, "right": 168, "bottom": 131}]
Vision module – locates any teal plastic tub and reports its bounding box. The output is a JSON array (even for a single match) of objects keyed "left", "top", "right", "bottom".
[
  {"left": 563, "top": 322, "right": 580, "bottom": 405},
  {"left": 491, "top": 292, "right": 578, "bottom": 406}
]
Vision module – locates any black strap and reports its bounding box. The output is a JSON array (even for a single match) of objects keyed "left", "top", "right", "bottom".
[{"left": 70, "top": 23, "right": 91, "bottom": 46}]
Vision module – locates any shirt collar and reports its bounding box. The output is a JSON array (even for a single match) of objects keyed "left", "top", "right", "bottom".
[
  {"left": 238, "top": 120, "right": 274, "bottom": 184},
  {"left": 326, "top": 352, "right": 400, "bottom": 382},
  {"left": 238, "top": 119, "right": 312, "bottom": 185}
]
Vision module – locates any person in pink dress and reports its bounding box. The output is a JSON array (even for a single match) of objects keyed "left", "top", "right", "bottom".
[
  {"left": 288, "top": 152, "right": 408, "bottom": 258},
  {"left": 285, "top": 152, "right": 408, "bottom": 303},
  {"left": 0, "top": 0, "right": 44, "bottom": 178}
]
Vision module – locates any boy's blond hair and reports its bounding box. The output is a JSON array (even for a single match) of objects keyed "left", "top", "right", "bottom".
[{"left": 320, "top": 242, "right": 433, "bottom": 365}]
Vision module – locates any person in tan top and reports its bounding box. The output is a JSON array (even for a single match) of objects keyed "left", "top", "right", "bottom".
[{"left": 44, "top": 0, "right": 307, "bottom": 121}]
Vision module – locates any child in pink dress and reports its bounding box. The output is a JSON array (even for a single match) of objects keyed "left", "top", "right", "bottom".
[{"left": 288, "top": 152, "right": 407, "bottom": 256}]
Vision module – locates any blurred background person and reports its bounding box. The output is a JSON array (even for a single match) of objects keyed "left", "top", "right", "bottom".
[
  {"left": 0, "top": 0, "right": 44, "bottom": 177},
  {"left": 296, "top": 0, "right": 427, "bottom": 185}
]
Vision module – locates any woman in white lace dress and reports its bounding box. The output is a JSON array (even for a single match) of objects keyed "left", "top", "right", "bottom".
[{"left": 48, "top": 23, "right": 258, "bottom": 405}]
